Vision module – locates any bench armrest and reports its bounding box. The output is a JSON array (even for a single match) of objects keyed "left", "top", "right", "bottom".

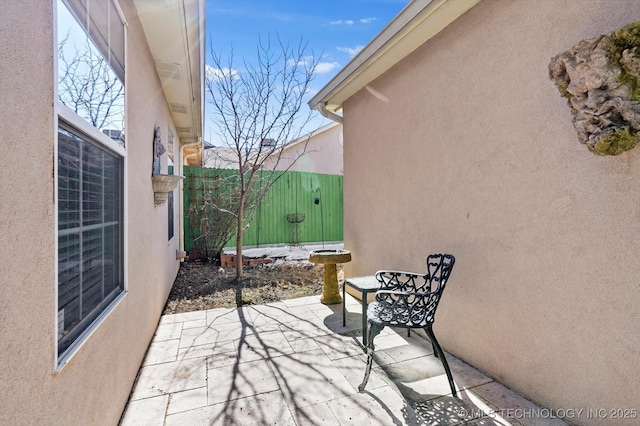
[{"left": 375, "top": 270, "right": 429, "bottom": 292}]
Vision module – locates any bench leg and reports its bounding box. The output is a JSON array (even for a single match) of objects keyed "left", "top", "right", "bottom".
[
  {"left": 362, "top": 296, "right": 368, "bottom": 346},
  {"left": 358, "top": 321, "right": 384, "bottom": 392},
  {"left": 424, "top": 324, "right": 457, "bottom": 397},
  {"left": 342, "top": 283, "right": 346, "bottom": 327}
]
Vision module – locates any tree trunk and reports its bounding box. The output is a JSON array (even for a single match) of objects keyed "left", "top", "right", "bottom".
[{"left": 235, "top": 194, "right": 245, "bottom": 279}]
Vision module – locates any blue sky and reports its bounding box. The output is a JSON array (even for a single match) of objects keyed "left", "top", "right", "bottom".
[{"left": 204, "top": 0, "right": 410, "bottom": 143}]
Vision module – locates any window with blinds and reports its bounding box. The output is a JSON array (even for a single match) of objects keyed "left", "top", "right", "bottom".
[
  {"left": 57, "top": 123, "right": 124, "bottom": 356},
  {"left": 56, "top": 0, "right": 126, "bottom": 362}
]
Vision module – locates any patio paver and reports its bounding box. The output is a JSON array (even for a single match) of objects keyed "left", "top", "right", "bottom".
[{"left": 121, "top": 294, "right": 568, "bottom": 425}]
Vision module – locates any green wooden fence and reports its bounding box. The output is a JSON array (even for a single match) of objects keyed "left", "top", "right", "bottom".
[{"left": 183, "top": 166, "right": 343, "bottom": 251}]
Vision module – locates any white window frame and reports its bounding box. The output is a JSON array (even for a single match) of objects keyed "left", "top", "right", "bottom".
[{"left": 54, "top": 0, "right": 128, "bottom": 371}]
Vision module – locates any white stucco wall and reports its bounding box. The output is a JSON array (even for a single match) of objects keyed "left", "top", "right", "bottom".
[
  {"left": 206, "top": 123, "right": 344, "bottom": 174},
  {"left": 0, "top": 1, "right": 182, "bottom": 424},
  {"left": 263, "top": 123, "right": 344, "bottom": 175},
  {"left": 342, "top": 1, "right": 640, "bottom": 424}
]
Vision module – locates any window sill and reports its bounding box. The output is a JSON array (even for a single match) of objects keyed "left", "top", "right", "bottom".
[{"left": 55, "top": 291, "right": 128, "bottom": 373}]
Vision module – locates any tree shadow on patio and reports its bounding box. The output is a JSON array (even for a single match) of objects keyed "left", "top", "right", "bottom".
[
  {"left": 368, "top": 350, "right": 507, "bottom": 425},
  {"left": 201, "top": 297, "right": 408, "bottom": 425}
]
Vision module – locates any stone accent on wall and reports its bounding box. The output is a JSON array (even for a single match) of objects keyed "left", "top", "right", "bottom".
[{"left": 549, "top": 22, "right": 640, "bottom": 155}]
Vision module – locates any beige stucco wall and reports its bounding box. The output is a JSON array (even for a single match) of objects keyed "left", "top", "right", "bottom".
[
  {"left": 342, "top": 1, "right": 640, "bottom": 423},
  {"left": 263, "top": 123, "right": 344, "bottom": 174},
  {"left": 0, "top": 1, "right": 181, "bottom": 424}
]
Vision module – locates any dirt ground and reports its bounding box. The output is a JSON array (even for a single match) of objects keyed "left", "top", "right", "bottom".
[{"left": 163, "top": 260, "right": 341, "bottom": 314}]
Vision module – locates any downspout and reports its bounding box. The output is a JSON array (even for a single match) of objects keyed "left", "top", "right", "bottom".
[
  {"left": 179, "top": 138, "right": 202, "bottom": 259},
  {"left": 318, "top": 102, "right": 343, "bottom": 124}
]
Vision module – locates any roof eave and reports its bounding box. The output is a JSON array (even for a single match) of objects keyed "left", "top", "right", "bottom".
[
  {"left": 309, "top": 0, "right": 480, "bottom": 113},
  {"left": 134, "top": 0, "right": 205, "bottom": 151}
]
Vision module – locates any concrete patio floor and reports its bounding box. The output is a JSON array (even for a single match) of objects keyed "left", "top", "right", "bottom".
[{"left": 120, "top": 293, "right": 568, "bottom": 426}]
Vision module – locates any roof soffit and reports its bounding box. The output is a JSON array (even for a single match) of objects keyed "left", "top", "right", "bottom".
[
  {"left": 310, "top": 0, "right": 480, "bottom": 112},
  {"left": 133, "top": 0, "right": 205, "bottom": 145}
]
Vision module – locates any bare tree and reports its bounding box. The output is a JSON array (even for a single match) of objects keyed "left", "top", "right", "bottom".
[
  {"left": 207, "top": 36, "right": 319, "bottom": 279},
  {"left": 185, "top": 162, "right": 239, "bottom": 260},
  {"left": 58, "top": 33, "right": 124, "bottom": 134}
]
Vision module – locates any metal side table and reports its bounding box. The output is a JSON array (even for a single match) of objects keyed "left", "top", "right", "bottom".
[{"left": 342, "top": 276, "right": 380, "bottom": 347}]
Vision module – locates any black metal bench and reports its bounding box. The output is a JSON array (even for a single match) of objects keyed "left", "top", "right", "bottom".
[{"left": 358, "top": 254, "right": 457, "bottom": 397}]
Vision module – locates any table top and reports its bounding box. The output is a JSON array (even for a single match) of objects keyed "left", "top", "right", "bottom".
[{"left": 344, "top": 275, "right": 380, "bottom": 291}]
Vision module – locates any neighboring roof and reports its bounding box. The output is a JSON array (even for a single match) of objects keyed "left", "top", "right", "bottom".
[
  {"left": 308, "top": 0, "right": 480, "bottom": 114},
  {"left": 203, "top": 146, "right": 239, "bottom": 169},
  {"left": 134, "top": 0, "right": 205, "bottom": 164}
]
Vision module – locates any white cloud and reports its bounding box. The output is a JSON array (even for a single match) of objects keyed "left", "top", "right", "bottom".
[
  {"left": 288, "top": 56, "right": 315, "bottom": 68},
  {"left": 289, "top": 57, "right": 339, "bottom": 74},
  {"left": 337, "top": 45, "right": 364, "bottom": 58},
  {"left": 315, "top": 61, "right": 341, "bottom": 74},
  {"left": 205, "top": 64, "right": 239, "bottom": 81},
  {"left": 330, "top": 17, "right": 376, "bottom": 25},
  {"left": 330, "top": 19, "right": 354, "bottom": 25}
]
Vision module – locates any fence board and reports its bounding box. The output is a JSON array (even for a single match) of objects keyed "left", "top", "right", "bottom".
[{"left": 183, "top": 166, "right": 343, "bottom": 252}]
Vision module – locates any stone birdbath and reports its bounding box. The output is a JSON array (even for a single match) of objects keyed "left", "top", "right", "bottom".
[{"left": 309, "top": 249, "right": 351, "bottom": 305}]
